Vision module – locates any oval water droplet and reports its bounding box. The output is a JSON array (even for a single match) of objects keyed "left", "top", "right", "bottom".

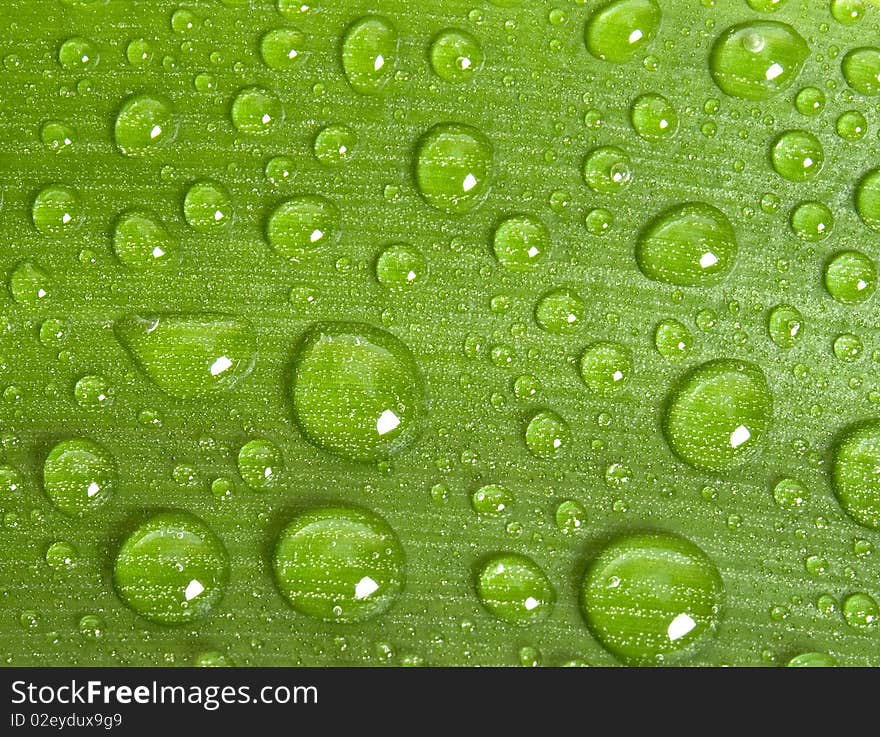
[
  {"left": 260, "top": 27, "right": 307, "bottom": 70},
  {"left": 375, "top": 243, "right": 426, "bottom": 288},
  {"left": 524, "top": 409, "right": 571, "bottom": 459},
  {"left": 58, "top": 36, "right": 99, "bottom": 70},
  {"left": 833, "top": 333, "right": 863, "bottom": 362},
  {"left": 273, "top": 506, "right": 405, "bottom": 622},
  {"left": 794, "top": 86, "right": 825, "bottom": 116},
  {"left": 290, "top": 323, "right": 424, "bottom": 462},
  {"left": 113, "top": 210, "right": 172, "bottom": 267},
  {"left": 580, "top": 341, "right": 632, "bottom": 394},
  {"left": 231, "top": 86, "right": 282, "bottom": 134},
  {"left": 636, "top": 203, "right": 737, "bottom": 286},
  {"left": 767, "top": 304, "right": 803, "bottom": 348},
  {"left": 770, "top": 130, "right": 824, "bottom": 182},
  {"left": 831, "top": 421, "right": 880, "bottom": 529},
  {"left": 0, "top": 465, "right": 22, "bottom": 494},
  {"left": 471, "top": 484, "right": 513, "bottom": 516},
  {"left": 584, "top": 0, "right": 661, "bottom": 63},
  {"left": 555, "top": 499, "right": 587, "bottom": 534},
  {"left": 475, "top": 553, "right": 555, "bottom": 625},
  {"left": 787, "top": 652, "right": 836, "bottom": 667},
  {"left": 114, "top": 94, "right": 176, "bottom": 155},
  {"left": 115, "top": 314, "right": 256, "bottom": 398},
  {"left": 114, "top": 511, "right": 229, "bottom": 624},
  {"left": 710, "top": 21, "right": 808, "bottom": 100},
  {"left": 266, "top": 196, "right": 339, "bottom": 260},
  {"left": 43, "top": 438, "right": 115, "bottom": 516},
  {"left": 824, "top": 251, "right": 876, "bottom": 304},
  {"left": 654, "top": 319, "right": 693, "bottom": 359},
  {"left": 492, "top": 215, "right": 549, "bottom": 271},
  {"left": 855, "top": 169, "right": 880, "bottom": 232},
  {"left": 32, "top": 184, "right": 81, "bottom": 235},
  {"left": 664, "top": 359, "right": 772, "bottom": 472},
  {"left": 790, "top": 201, "right": 833, "bottom": 242},
  {"left": 9, "top": 261, "right": 52, "bottom": 304},
  {"left": 746, "top": 0, "right": 785, "bottom": 10},
  {"left": 583, "top": 146, "right": 632, "bottom": 193},
  {"left": 831, "top": 0, "right": 865, "bottom": 24},
  {"left": 237, "top": 439, "right": 281, "bottom": 490},
  {"left": 313, "top": 124, "right": 356, "bottom": 167},
  {"left": 73, "top": 374, "right": 113, "bottom": 408},
  {"left": 184, "top": 180, "right": 233, "bottom": 231},
  {"left": 630, "top": 93, "right": 678, "bottom": 140},
  {"left": 535, "top": 288, "right": 585, "bottom": 334},
  {"left": 580, "top": 532, "right": 723, "bottom": 664},
  {"left": 341, "top": 15, "right": 398, "bottom": 95},
  {"left": 837, "top": 110, "right": 867, "bottom": 141},
  {"left": 45, "top": 540, "right": 77, "bottom": 571},
  {"left": 41, "top": 121, "right": 75, "bottom": 152},
  {"left": 773, "top": 477, "right": 806, "bottom": 509},
  {"left": 843, "top": 592, "right": 879, "bottom": 630},
  {"left": 842, "top": 47, "right": 880, "bottom": 96},
  {"left": 415, "top": 123, "right": 493, "bottom": 215},
  {"left": 430, "top": 28, "right": 483, "bottom": 83}
]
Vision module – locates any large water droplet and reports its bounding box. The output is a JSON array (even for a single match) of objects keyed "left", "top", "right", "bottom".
[
  {"left": 770, "top": 130, "right": 824, "bottom": 182},
  {"left": 855, "top": 169, "right": 880, "bottom": 232},
  {"left": 114, "top": 94, "right": 176, "bottom": 155},
  {"left": 290, "top": 323, "right": 424, "bottom": 462},
  {"left": 266, "top": 196, "right": 339, "bottom": 261},
  {"left": 114, "top": 512, "right": 229, "bottom": 624},
  {"left": 43, "top": 438, "right": 115, "bottom": 516},
  {"left": 580, "top": 533, "right": 723, "bottom": 664},
  {"left": 430, "top": 28, "right": 483, "bottom": 83},
  {"left": 492, "top": 215, "right": 549, "bottom": 271},
  {"left": 272, "top": 506, "right": 404, "bottom": 622},
  {"left": 183, "top": 180, "right": 233, "bottom": 231},
  {"left": 824, "top": 251, "right": 876, "bottom": 304},
  {"left": 831, "top": 0, "right": 865, "bottom": 24},
  {"left": 664, "top": 359, "right": 772, "bottom": 471},
  {"left": 32, "top": 184, "right": 81, "bottom": 235},
  {"left": 237, "top": 439, "right": 281, "bottom": 490},
  {"left": 341, "top": 15, "right": 398, "bottom": 95},
  {"left": 842, "top": 47, "right": 880, "bottom": 96},
  {"left": 636, "top": 203, "right": 737, "bottom": 287},
  {"left": 231, "top": 86, "right": 282, "bottom": 134},
  {"left": 831, "top": 421, "right": 880, "bottom": 529},
  {"left": 113, "top": 210, "right": 172, "bottom": 268},
  {"left": 415, "top": 123, "right": 493, "bottom": 214},
  {"left": 475, "top": 553, "right": 555, "bottom": 625},
  {"left": 710, "top": 22, "right": 808, "bottom": 100},
  {"left": 115, "top": 314, "right": 256, "bottom": 398},
  {"left": 585, "top": 0, "right": 661, "bottom": 63}
]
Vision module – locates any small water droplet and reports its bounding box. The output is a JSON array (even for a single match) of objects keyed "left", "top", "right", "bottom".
[
  {"left": 266, "top": 196, "right": 339, "bottom": 261},
  {"left": 492, "top": 215, "right": 549, "bottom": 271},
  {"left": 430, "top": 28, "right": 483, "bottom": 83},
  {"left": 73, "top": 374, "right": 113, "bottom": 408},
  {"left": 767, "top": 304, "right": 803, "bottom": 348},
  {"left": 654, "top": 319, "right": 693, "bottom": 359},
  {"left": 790, "top": 201, "right": 833, "bottom": 242},
  {"left": 534, "top": 288, "right": 585, "bottom": 334},
  {"left": 45, "top": 541, "right": 77, "bottom": 571},
  {"left": 113, "top": 210, "right": 172, "bottom": 267},
  {"left": 415, "top": 123, "right": 493, "bottom": 214},
  {"left": 525, "top": 410, "right": 571, "bottom": 459},
  {"left": 183, "top": 180, "right": 232, "bottom": 231},
  {"left": 260, "top": 27, "right": 307, "bottom": 70},
  {"left": 32, "top": 184, "right": 81, "bottom": 235},
  {"left": 313, "top": 124, "right": 356, "bottom": 167},
  {"left": 231, "top": 86, "right": 283, "bottom": 134},
  {"left": 114, "top": 94, "right": 176, "bottom": 155},
  {"left": 583, "top": 146, "right": 632, "bottom": 193},
  {"left": 471, "top": 484, "right": 513, "bottom": 515},
  {"left": 9, "top": 262, "right": 52, "bottom": 304},
  {"left": 630, "top": 93, "right": 678, "bottom": 140},
  {"left": 579, "top": 342, "right": 632, "bottom": 394},
  {"left": 843, "top": 592, "right": 879, "bottom": 629},
  {"left": 771, "top": 130, "right": 824, "bottom": 181},
  {"left": 585, "top": 0, "right": 662, "bottom": 63},
  {"left": 824, "top": 251, "right": 876, "bottom": 304},
  {"left": 375, "top": 243, "right": 426, "bottom": 288},
  {"left": 475, "top": 553, "right": 555, "bottom": 625},
  {"left": 842, "top": 47, "right": 880, "bottom": 95},
  {"left": 43, "top": 438, "right": 116, "bottom": 516}
]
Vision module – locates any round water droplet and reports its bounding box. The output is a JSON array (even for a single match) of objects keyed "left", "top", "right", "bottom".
[
  {"left": 824, "top": 251, "right": 876, "bottom": 304},
  {"left": 45, "top": 541, "right": 77, "bottom": 571},
  {"left": 555, "top": 499, "right": 587, "bottom": 534},
  {"left": 341, "top": 15, "right": 398, "bottom": 95},
  {"left": 787, "top": 652, "right": 836, "bottom": 667},
  {"left": 231, "top": 86, "right": 282, "bottom": 134},
  {"left": 0, "top": 465, "right": 21, "bottom": 494},
  {"left": 114, "top": 94, "right": 176, "bottom": 155},
  {"left": 636, "top": 203, "right": 737, "bottom": 286},
  {"left": 843, "top": 592, "right": 878, "bottom": 629},
  {"left": 664, "top": 359, "right": 772, "bottom": 472},
  {"left": 475, "top": 553, "right": 555, "bottom": 625},
  {"left": 833, "top": 333, "right": 863, "bottom": 362},
  {"left": 795, "top": 86, "right": 825, "bottom": 116},
  {"left": 415, "top": 123, "right": 493, "bottom": 214},
  {"left": 273, "top": 506, "right": 405, "bottom": 622},
  {"left": 32, "top": 184, "right": 81, "bottom": 235},
  {"left": 831, "top": 421, "right": 880, "bottom": 529},
  {"left": 770, "top": 130, "right": 824, "bottom": 182},
  {"left": 313, "top": 124, "right": 356, "bottom": 167},
  {"left": 630, "top": 93, "right": 678, "bottom": 140},
  {"left": 260, "top": 27, "right": 307, "bottom": 70},
  {"left": 40, "top": 120, "right": 75, "bottom": 151},
  {"left": 430, "top": 28, "right": 483, "bottom": 84},
  {"left": 492, "top": 215, "right": 549, "bottom": 271},
  {"left": 126, "top": 38, "right": 152, "bottom": 66},
  {"left": 58, "top": 36, "right": 99, "bottom": 70},
  {"left": 585, "top": 207, "right": 613, "bottom": 235},
  {"left": 831, "top": 0, "right": 865, "bottom": 24},
  {"left": 534, "top": 288, "right": 585, "bottom": 334},
  {"left": 837, "top": 110, "right": 867, "bottom": 141},
  {"left": 585, "top": 0, "right": 661, "bottom": 63},
  {"left": 43, "top": 438, "right": 115, "bottom": 516},
  {"left": 9, "top": 261, "right": 52, "bottom": 304},
  {"left": 790, "top": 201, "right": 833, "bottom": 242},
  {"left": 195, "top": 651, "right": 233, "bottom": 667},
  {"left": 855, "top": 169, "right": 880, "bottom": 232},
  {"left": 114, "top": 511, "right": 229, "bottom": 625},
  {"left": 580, "top": 342, "right": 632, "bottom": 394},
  {"left": 375, "top": 243, "right": 426, "bottom": 288},
  {"left": 184, "top": 180, "right": 232, "bottom": 231},
  {"left": 113, "top": 210, "right": 172, "bottom": 267},
  {"left": 654, "top": 319, "right": 693, "bottom": 359},
  {"left": 583, "top": 146, "right": 632, "bottom": 193},
  {"left": 290, "top": 323, "right": 424, "bottom": 462},
  {"left": 266, "top": 196, "right": 339, "bottom": 260},
  {"left": 237, "top": 439, "right": 281, "bottom": 490},
  {"left": 767, "top": 303, "right": 803, "bottom": 348},
  {"left": 74, "top": 375, "right": 113, "bottom": 408},
  {"left": 773, "top": 477, "right": 806, "bottom": 509},
  {"left": 710, "top": 22, "right": 809, "bottom": 100},
  {"left": 580, "top": 533, "right": 723, "bottom": 665},
  {"left": 471, "top": 484, "right": 513, "bottom": 515},
  {"left": 842, "top": 48, "right": 880, "bottom": 95},
  {"left": 524, "top": 410, "right": 571, "bottom": 459}
]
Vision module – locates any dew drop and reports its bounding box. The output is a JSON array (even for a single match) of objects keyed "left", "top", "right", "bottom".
[
  {"left": 583, "top": 146, "right": 632, "bottom": 194},
  {"left": 113, "top": 210, "right": 172, "bottom": 267},
  {"left": 831, "top": 420, "right": 880, "bottom": 529},
  {"left": 471, "top": 484, "right": 513, "bottom": 516},
  {"left": 794, "top": 86, "right": 824, "bottom": 116},
  {"left": 341, "top": 15, "right": 398, "bottom": 95},
  {"left": 770, "top": 130, "right": 824, "bottom": 182},
  {"left": 535, "top": 288, "right": 585, "bottom": 334},
  {"left": 45, "top": 541, "right": 77, "bottom": 571},
  {"left": 580, "top": 341, "right": 632, "bottom": 394},
  {"left": 790, "top": 201, "right": 833, "bottom": 242},
  {"left": 837, "top": 110, "right": 867, "bottom": 141},
  {"left": 630, "top": 93, "right": 678, "bottom": 140},
  {"left": 492, "top": 215, "right": 549, "bottom": 271},
  {"left": 855, "top": 169, "right": 880, "bottom": 231},
  {"left": 584, "top": 207, "right": 613, "bottom": 235},
  {"left": 32, "top": 184, "right": 81, "bottom": 235},
  {"left": 266, "top": 196, "right": 339, "bottom": 261},
  {"left": 584, "top": 0, "right": 662, "bottom": 63},
  {"left": 231, "top": 86, "right": 283, "bottom": 134},
  {"left": 524, "top": 410, "right": 571, "bottom": 459},
  {"left": 237, "top": 439, "right": 281, "bottom": 490},
  {"left": 58, "top": 36, "right": 99, "bottom": 71},
  {"left": 475, "top": 553, "right": 555, "bottom": 625},
  {"left": 654, "top": 319, "right": 693, "bottom": 359},
  {"left": 40, "top": 121, "right": 75, "bottom": 151},
  {"left": 831, "top": 0, "right": 865, "bottom": 25},
  {"left": 841, "top": 47, "right": 880, "bottom": 96},
  {"left": 375, "top": 243, "right": 426, "bottom": 288},
  {"left": 273, "top": 506, "right": 405, "bottom": 622},
  {"left": 824, "top": 251, "right": 876, "bottom": 305},
  {"left": 74, "top": 374, "right": 113, "bottom": 408},
  {"left": 9, "top": 261, "right": 52, "bottom": 304},
  {"left": 767, "top": 304, "right": 803, "bottom": 348},
  {"left": 833, "top": 333, "right": 863, "bottom": 362},
  {"left": 260, "top": 27, "right": 307, "bottom": 70},
  {"left": 0, "top": 465, "right": 22, "bottom": 494},
  {"left": 415, "top": 123, "right": 493, "bottom": 214},
  {"left": 313, "top": 124, "right": 356, "bottom": 167},
  {"left": 773, "top": 477, "right": 806, "bottom": 509},
  {"left": 555, "top": 499, "right": 587, "bottom": 534},
  {"left": 43, "top": 438, "right": 116, "bottom": 516},
  {"left": 842, "top": 592, "right": 879, "bottom": 629},
  {"left": 126, "top": 38, "right": 153, "bottom": 66},
  {"left": 430, "top": 28, "right": 483, "bottom": 83},
  {"left": 746, "top": 0, "right": 785, "bottom": 10},
  {"left": 114, "top": 94, "right": 176, "bottom": 155},
  {"left": 183, "top": 180, "right": 232, "bottom": 231},
  {"left": 787, "top": 652, "right": 836, "bottom": 667}
]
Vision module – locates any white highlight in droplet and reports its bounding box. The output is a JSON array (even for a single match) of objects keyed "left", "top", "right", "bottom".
[
  {"left": 730, "top": 424, "right": 751, "bottom": 448},
  {"left": 210, "top": 356, "right": 233, "bottom": 376},
  {"left": 310, "top": 228, "right": 324, "bottom": 243},
  {"left": 149, "top": 125, "right": 162, "bottom": 139},
  {"left": 374, "top": 54, "right": 385, "bottom": 71},
  {"left": 667, "top": 612, "right": 696, "bottom": 642},
  {"left": 376, "top": 409, "right": 400, "bottom": 436},
  {"left": 628, "top": 29, "right": 644, "bottom": 44},
  {"left": 700, "top": 252, "right": 719, "bottom": 269},
  {"left": 524, "top": 596, "right": 540, "bottom": 611},
  {"left": 86, "top": 482, "right": 100, "bottom": 497},
  {"left": 765, "top": 62, "right": 784, "bottom": 81},
  {"left": 462, "top": 173, "right": 477, "bottom": 192},
  {"left": 355, "top": 576, "right": 379, "bottom": 599},
  {"left": 184, "top": 579, "right": 205, "bottom": 601}
]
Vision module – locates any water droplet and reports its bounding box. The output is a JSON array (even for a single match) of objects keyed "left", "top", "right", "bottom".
[
  {"left": 475, "top": 553, "right": 555, "bottom": 625},
  {"left": 266, "top": 196, "right": 339, "bottom": 260},
  {"left": 636, "top": 203, "right": 737, "bottom": 286},
  {"left": 45, "top": 541, "right": 77, "bottom": 571},
  {"left": 770, "top": 130, "right": 824, "bottom": 181},
  {"left": 183, "top": 180, "right": 232, "bottom": 231},
  {"left": 58, "top": 36, "right": 99, "bottom": 70},
  {"left": 341, "top": 15, "right": 398, "bottom": 95},
  {"left": 584, "top": 0, "right": 662, "bottom": 63},
  {"left": 237, "top": 439, "right": 281, "bottom": 490},
  {"left": 746, "top": 0, "right": 785, "bottom": 10},
  {"left": 195, "top": 651, "right": 233, "bottom": 667},
  {"left": 471, "top": 484, "right": 513, "bottom": 515},
  {"left": 273, "top": 506, "right": 405, "bottom": 622},
  {"left": 74, "top": 374, "right": 113, "bottom": 408},
  {"left": 664, "top": 359, "right": 772, "bottom": 471},
  {"left": 114, "top": 94, "right": 176, "bottom": 155},
  {"left": 630, "top": 93, "right": 678, "bottom": 140},
  {"left": 290, "top": 323, "right": 424, "bottom": 462},
  {"left": 555, "top": 499, "right": 587, "bottom": 534},
  {"left": 40, "top": 120, "right": 75, "bottom": 151},
  {"left": 579, "top": 342, "right": 632, "bottom": 394},
  {"left": 415, "top": 123, "right": 493, "bottom": 214},
  {"left": 833, "top": 333, "right": 863, "bottom": 362},
  {"left": 710, "top": 22, "right": 808, "bottom": 100},
  {"left": 525, "top": 410, "right": 571, "bottom": 459},
  {"left": 842, "top": 47, "right": 880, "bottom": 95},
  {"left": 126, "top": 38, "right": 153, "bottom": 66},
  {"left": 855, "top": 169, "right": 880, "bottom": 231},
  {"left": 79, "top": 614, "right": 103, "bottom": 639},
  {"left": 794, "top": 86, "right": 825, "bottom": 116},
  {"left": 260, "top": 27, "right": 307, "bottom": 70},
  {"left": 787, "top": 652, "right": 836, "bottom": 667},
  {"left": 32, "top": 184, "right": 81, "bottom": 235},
  {"left": 583, "top": 146, "right": 632, "bottom": 193},
  {"left": 113, "top": 210, "right": 172, "bottom": 267},
  {"left": 9, "top": 261, "right": 52, "bottom": 304},
  {"left": 535, "top": 288, "right": 585, "bottom": 334},
  {"left": 654, "top": 319, "right": 693, "bottom": 359},
  {"left": 43, "top": 438, "right": 116, "bottom": 516},
  {"left": 375, "top": 243, "right": 426, "bottom": 288},
  {"left": 767, "top": 304, "right": 803, "bottom": 348},
  {"left": 0, "top": 465, "right": 21, "bottom": 494},
  {"left": 773, "top": 477, "right": 806, "bottom": 509},
  {"left": 231, "top": 86, "right": 282, "bottom": 134},
  {"left": 584, "top": 207, "right": 613, "bottom": 235},
  {"left": 580, "top": 533, "right": 723, "bottom": 664},
  {"left": 837, "top": 110, "right": 867, "bottom": 141},
  {"left": 831, "top": 0, "right": 865, "bottom": 24},
  {"left": 492, "top": 215, "right": 549, "bottom": 271},
  {"left": 831, "top": 421, "right": 880, "bottom": 529},
  {"left": 790, "top": 201, "right": 833, "bottom": 242},
  {"left": 114, "top": 511, "right": 229, "bottom": 624},
  {"left": 805, "top": 554, "right": 828, "bottom": 576},
  {"left": 313, "top": 124, "right": 356, "bottom": 167},
  {"left": 824, "top": 251, "right": 876, "bottom": 304},
  {"left": 115, "top": 314, "right": 256, "bottom": 398},
  {"left": 430, "top": 28, "right": 483, "bottom": 83},
  {"left": 265, "top": 156, "right": 294, "bottom": 186},
  {"left": 843, "top": 592, "right": 878, "bottom": 629}
]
